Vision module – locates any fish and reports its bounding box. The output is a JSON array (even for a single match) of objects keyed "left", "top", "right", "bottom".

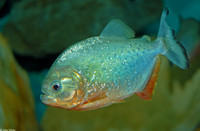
[{"left": 40, "top": 8, "right": 189, "bottom": 111}]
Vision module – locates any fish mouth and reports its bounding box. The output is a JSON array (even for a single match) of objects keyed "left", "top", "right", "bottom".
[
  {"left": 40, "top": 89, "right": 57, "bottom": 104},
  {"left": 40, "top": 94, "right": 57, "bottom": 105}
]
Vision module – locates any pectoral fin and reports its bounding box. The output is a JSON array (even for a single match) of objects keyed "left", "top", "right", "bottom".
[
  {"left": 69, "top": 92, "right": 109, "bottom": 111},
  {"left": 135, "top": 58, "right": 161, "bottom": 100},
  {"left": 82, "top": 92, "right": 107, "bottom": 105}
]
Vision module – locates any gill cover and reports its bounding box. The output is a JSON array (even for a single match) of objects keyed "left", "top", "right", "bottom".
[{"left": 55, "top": 66, "right": 86, "bottom": 109}]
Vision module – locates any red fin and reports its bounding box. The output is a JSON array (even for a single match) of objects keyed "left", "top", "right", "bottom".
[
  {"left": 69, "top": 92, "right": 107, "bottom": 111},
  {"left": 135, "top": 58, "right": 161, "bottom": 100},
  {"left": 82, "top": 92, "right": 107, "bottom": 104},
  {"left": 88, "top": 92, "right": 107, "bottom": 102}
]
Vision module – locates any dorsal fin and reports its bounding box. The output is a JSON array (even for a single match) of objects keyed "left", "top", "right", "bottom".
[{"left": 100, "top": 19, "right": 135, "bottom": 38}]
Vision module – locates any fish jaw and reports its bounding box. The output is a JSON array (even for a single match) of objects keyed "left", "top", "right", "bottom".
[
  {"left": 40, "top": 87, "right": 78, "bottom": 109},
  {"left": 40, "top": 94, "right": 57, "bottom": 105},
  {"left": 40, "top": 88, "right": 57, "bottom": 105}
]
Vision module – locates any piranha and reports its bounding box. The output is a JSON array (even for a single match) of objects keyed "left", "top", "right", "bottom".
[{"left": 40, "top": 8, "right": 189, "bottom": 111}]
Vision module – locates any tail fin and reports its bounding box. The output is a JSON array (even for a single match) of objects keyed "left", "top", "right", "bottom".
[{"left": 157, "top": 8, "right": 190, "bottom": 69}]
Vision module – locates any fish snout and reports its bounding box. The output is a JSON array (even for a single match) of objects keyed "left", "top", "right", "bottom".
[
  {"left": 40, "top": 85, "right": 57, "bottom": 104},
  {"left": 40, "top": 93, "right": 57, "bottom": 105}
]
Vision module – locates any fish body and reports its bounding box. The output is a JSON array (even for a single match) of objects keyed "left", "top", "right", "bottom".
[
  {"left": 41, "top": 8, "right": 189, "bottom": 111},
  {"left": 61, "top": 36, "right": 159, "bottom": 93}
]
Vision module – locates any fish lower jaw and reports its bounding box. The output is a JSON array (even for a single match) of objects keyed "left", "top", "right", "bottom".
[{"left": 40, "top": 94, "right": 57, "bottom": 104}]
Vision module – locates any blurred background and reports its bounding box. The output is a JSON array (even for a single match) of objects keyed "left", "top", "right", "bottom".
[{"left": 0, "top": 0, "right": 200, "bottom": 131}]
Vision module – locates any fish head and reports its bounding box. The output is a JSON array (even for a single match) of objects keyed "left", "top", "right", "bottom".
[{"left": 40, "top": 65, "right": 84, "bottom": 109}]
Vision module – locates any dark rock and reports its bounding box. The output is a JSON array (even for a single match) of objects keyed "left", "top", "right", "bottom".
[{"left": 3, "top": 0, "right": 162, "bottom": 58}]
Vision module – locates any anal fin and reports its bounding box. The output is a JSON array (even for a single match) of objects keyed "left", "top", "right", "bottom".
[{"left": 135, "top": 57, "right": 161, "bottom": 100}]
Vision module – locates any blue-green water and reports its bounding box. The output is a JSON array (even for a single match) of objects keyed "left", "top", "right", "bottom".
[{"left": 0, "top": 0, "right": 200, "bottom": 130}]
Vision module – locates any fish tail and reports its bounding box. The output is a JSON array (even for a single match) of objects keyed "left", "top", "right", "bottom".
[{"left": 157, "top": 8, "right": 190, "bottom": 69}]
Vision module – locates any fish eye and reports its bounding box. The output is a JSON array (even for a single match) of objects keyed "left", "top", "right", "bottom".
[{"left": 51, "top": 81, "right": 62, "bottom": 92}]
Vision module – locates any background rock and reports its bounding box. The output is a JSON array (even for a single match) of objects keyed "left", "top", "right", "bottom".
[
  {"left": 2, "top": 0, "right": 162, "bottom": 58},
  {"left": 0, "top": 33, "right": 38, "bottom": 130}
]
